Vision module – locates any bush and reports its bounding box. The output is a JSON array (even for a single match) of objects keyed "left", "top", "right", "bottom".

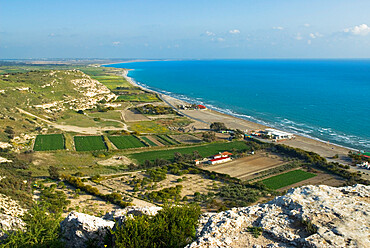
[
  {"left": 48, "top": 166, "right": 60, "bottom": 180},
  {"left": 247, "top": 226, "right": 263, "bottom": 238},
  {"left": 112, "top": 204, "right": 201, "bottom": 248},
  {"left": 210, "top": 122, "right": 227, "bottom": 131}
]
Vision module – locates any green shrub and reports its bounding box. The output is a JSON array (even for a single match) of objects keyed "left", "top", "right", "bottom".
[
  {"left": 247, "top": 226, "right": 263, "bottom": 238},
  {"left": 112, "top": 204, "right": 201, "bottom": 248}
]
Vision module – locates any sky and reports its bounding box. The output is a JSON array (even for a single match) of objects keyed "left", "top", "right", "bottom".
[{"left": 1, "top": 0, "right": 370, "bottom": 59}]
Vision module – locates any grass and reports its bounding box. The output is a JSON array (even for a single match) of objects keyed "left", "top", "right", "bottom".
[
  {"left": 33, "top": 134, "right": 65, "bottom": 151},
  {"left": 28, "top": 151, "right": 127, "bottom": 177},
  {"left": 116, "top": 93, "right": 159, "bottom": 102},
  {"left": 141, "top": 137, "right": 158, "bottom": 147},
  {"left": 128, "top": 121, "right": 169, "bottom": 134},
  {"left": 261, "top": 169, "right": 316, "bottom": 190},
  {"left": 129, "top": 141, "right": 249, "bottom": 164},
  {"left": 74, "top": 136, "right": 107, "bottom": 151},
  {"left": 87, "top": 110, "right": 122, "bottom": 120},
  {"left": 90, "top": 75, "right": 132, "bottom": 90},
  {"left": 108, "top": 135, "right": 146, "bottom": 149}
]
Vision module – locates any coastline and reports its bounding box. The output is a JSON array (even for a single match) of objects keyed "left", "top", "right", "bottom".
[{"left": 121, "top": 69, "right": 354, "bottom": 164}]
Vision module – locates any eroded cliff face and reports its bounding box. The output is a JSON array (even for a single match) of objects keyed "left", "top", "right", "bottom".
[{"left": 187, "top": 184, "right": 369, "bottom": 248}]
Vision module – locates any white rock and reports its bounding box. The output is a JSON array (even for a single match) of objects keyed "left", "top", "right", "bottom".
[
  {"left": 60, "top": 211, "right": 114, "bottom": 248},
  {"left": 186, "top": 185, "right": 370, "bottom": 248}
]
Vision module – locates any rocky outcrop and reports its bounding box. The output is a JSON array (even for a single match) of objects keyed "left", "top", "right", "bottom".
[
  {"left": 0, "top": 214, "right": 25, "bottom": 240},
  {"left": 60, "top": 207, "right": 162, "bottom": 248},
  {"left": 59, "top": 185, "right": 369, "bottom": 248},
  {"left": 103, "top": 206, "right": 162, "bottom": 221},
  {"left": 186, "top": 184, "right": 370, "bottom": 248},
  {"left": 60, "top": 211, "right": 114, "bottom": 248},
  {"left": 0, "top": 194, "right": 26, "bottom": 240}
]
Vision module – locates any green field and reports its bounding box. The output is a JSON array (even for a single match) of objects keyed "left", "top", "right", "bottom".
[
  {"left": 108, "top": 135, "right": 146, "bottom": 149},
  {"left": 155, "top": 135, "right": 180, "bottom": 145},
  {"left": 129, "top": 141, "right": 249, "bottom": 164},
  {"left": 261, "top": 170, "right": 317, "bottom": 190},
  {"left": 33, "top": 134, "right": 65, "bottom": 151},
  {"left": 129, "top": 121, "right": 169, "bottom": 134},
  {"left": 142, "top": 137, "right": 158, "bottom": 147},
  {"left": 74, "top": 136, "right": 107, "bottom": 151},
  {"left": 116, "top": 93, "right": 159, "bottom": 102}
]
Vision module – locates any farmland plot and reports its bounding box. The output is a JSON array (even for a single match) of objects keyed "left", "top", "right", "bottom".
[
  {"left": 108, "top": 135, "right": 146, "bottom": 149},
  {"left": 33, "top": 134, "right": 65, "bottom": 151},
  {"left": 74, "top": 136, "right": 107, "bottom": 151},
  {"left": 170, "top": 134, "right": 203, "bottom": 144},
  {"left": 261, "top": 169, "right": 316, "bottom": 190}
]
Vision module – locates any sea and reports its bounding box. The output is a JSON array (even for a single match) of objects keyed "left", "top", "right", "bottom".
[{"left": 105, "top": 60, "right": 370, "bottom": 152}]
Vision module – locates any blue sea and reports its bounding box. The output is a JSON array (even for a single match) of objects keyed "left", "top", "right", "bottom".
[{"left": 106, "top": 60, "right": 370, "bottom": 151}]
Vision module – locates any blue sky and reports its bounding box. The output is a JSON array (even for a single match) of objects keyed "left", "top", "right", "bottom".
[{"left": 1, "top": 0, "right": 370, "bottom": 59}]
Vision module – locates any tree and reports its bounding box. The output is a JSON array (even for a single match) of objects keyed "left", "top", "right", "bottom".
[
  {"left": 48, "top": 166, "right": 60, "bottom": 180},
  {"left": 192, "top": 150, "right": 202, "bottom": 159},
  {"left": 174, "top": 152, "right": 184, "bottom": 163},
  {"left": 233, "top": 129, "right": 244, "bottom": 139},
  {"left": 210, "top": 122, "right": 227, "bottom": 131},
  {"left": 202, "top": 131, "right": 216, "bottom": 142}
]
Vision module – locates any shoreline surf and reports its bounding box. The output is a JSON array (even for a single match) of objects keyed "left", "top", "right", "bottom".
[
  {"left": 104, "top": 59, "right": 369, "bottom": 153},
  {"left": 118, "top": 68, "right": 358, "bottom": 162}
]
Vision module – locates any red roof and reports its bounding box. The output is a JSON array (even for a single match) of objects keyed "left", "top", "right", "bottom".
[
  {"left": 210, "top": 157, "right": 230, "bottom": 162},
  {"left": 221, "top": 152, "right": 232, "bottom": 156},
  {"left": 197, "top": 104, "right": 206, "bottom": 109}
]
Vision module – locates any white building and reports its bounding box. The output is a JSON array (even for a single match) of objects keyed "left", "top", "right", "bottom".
[
  {"left": 208, "top": 152, "right": 232, "bottom": 165},
  {"left": 265, "top": 129, "right": 294, "bottom": 140}
]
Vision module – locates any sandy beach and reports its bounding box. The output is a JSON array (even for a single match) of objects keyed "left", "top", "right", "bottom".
[{"left": 121, "top": 69, "right": 354, "bottom": 165}]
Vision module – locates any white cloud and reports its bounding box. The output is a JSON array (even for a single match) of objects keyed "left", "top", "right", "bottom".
[
  {"left": 304, "top": 24, "right": 310, "bottom": 27},
  {"left": 112, "top": 41, "right": 120, "bottom": 46},
  {"left": 229, "top": 29, "right": 240, "bottom": 34},
  {"left": 211, "top": 37, "right": 225, "bottom": 42},
  {"left": 273, "top": 26, "right": 284, "bottom": 30},
  {"left": 295, "top": 33, "right": 303, "bottom": 40},
  {"left": 309, "top": 32, "right": 323, "bottom": 39},
  {"left": 307, "top": 40, "right": 312, "bottom": 45},
  {"left": 343, "top": 24, "right": 370, "bottom": 36},
  {"left": 205, "top": 31, "right": 215, "bottom": 36}
]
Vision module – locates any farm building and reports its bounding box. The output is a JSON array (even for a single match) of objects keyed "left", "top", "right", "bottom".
[
  {"left": 265, "top": 129, "right": 294, "bottom": 140},
  {"left": 208, "top": 152, "right": 232, "bottom": 165}
]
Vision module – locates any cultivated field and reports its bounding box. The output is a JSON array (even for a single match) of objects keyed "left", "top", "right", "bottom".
[
  {"left": 203, "top": 152, "right": 287, "bottom": 180},
  {"left": 170, "top": 134, "right": 203, "bottom": 144},
  {"left": 33, "top": 134, "right": 65, "bottom": 151},
  {"left": 122, "top": 109, "right": 150, "bottom": 122},
  {"left": 128, "top": 121, "right": 169, "bottom": 134},
  {"left": 128, "top": 141, "right": 249, "bottom": 164},
  {"left": 261, "top": 169, "right": 317, "bottom": 190},
  {"left": 108, "top": 135, "right": 146, "bottom": 149},
  {"left": 141, "top": 136, "right": 158, "bottom": 146},
  {"left": 155, "top": 135, "right": 180, "bottom": 146},
  {"left": 74, "top": 136, "right": 107, "bottom": 151},
  {"left": 116, "top": 93, "right": 159, "bottom": 102}
]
